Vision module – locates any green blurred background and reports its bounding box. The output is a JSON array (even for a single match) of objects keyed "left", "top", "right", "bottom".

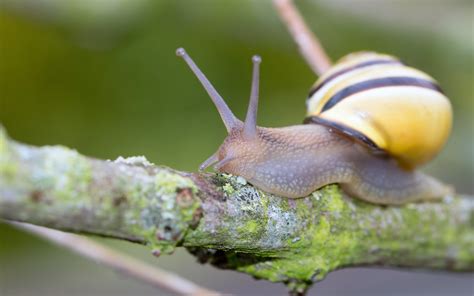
[{"left": 0, "top": 0, "right": 473, "bottom": 295}]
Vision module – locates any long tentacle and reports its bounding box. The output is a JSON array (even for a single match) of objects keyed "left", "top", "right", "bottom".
[{"left": 176, "top": 48, "right": 241, "bottom": 132}]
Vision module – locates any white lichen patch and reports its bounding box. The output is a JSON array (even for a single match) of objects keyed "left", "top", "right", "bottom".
[
  {"left": 442, "top": 194, "right": 454, "bottom": 204},
  {"left": 221, "top": 174, "right": 250, "bottom": 191},
  {"left": 292, "top": 237, "right": 301, "bottom": 243},
  {"left": 312, "top": 191, "right": 322, "bottom": 201},
  {"left": 236, "top": 176, "right": 248, "bottom": 185},
  {"left": 114, "top": 156, "right": 155, "bottom": 167},
  {"left": 40, "top": 146, "right": 92, "bottom": 202},
  {"left": 261, "top": 200, "right": 300, "bottom": 248}
]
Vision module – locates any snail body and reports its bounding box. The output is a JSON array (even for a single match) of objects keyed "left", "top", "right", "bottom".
[{"left": 176, "top": 48, "right": 453, "bottom": 205}]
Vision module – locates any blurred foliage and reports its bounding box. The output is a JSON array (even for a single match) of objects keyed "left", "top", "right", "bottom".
[
  {"left": 0, "top": 0, "right": 153, "bottom": 48},
  {"left": 0, "top": 0, "right": 473, "bottom": 295}
]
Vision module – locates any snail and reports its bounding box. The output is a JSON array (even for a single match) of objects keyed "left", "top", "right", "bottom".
[
  {"left": 176, "top": 48, "right": 453, "bottom": 205},
  {"left": 175, "top": 8, "right": 453, "bottom": 205}
]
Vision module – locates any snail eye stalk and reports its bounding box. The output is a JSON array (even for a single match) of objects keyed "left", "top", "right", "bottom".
[
  {"left": 243, "top": 55, "right": 262, "bottom": 140},
  {"left": 176, "top": 47, "right": 240, "bottom": 132}
]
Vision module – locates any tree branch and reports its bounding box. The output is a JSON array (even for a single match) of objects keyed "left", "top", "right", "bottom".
[{"left": 1, "top": 126, "right": 472, "bottom": 294}]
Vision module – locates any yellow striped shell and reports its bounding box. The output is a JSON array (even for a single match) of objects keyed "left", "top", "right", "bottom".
[{"left": 306, "top": 52, "right": 452, "bottom": 168}]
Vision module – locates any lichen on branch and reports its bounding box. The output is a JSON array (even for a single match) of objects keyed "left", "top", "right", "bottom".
[
  {"left": 0, "top": 127, "right": 201, "bottom": 254},
  {"left": 0, "top": 126, "right": 473, "bottom": 294}
]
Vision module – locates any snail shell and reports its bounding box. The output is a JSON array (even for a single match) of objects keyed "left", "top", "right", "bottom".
[{"left": 306, "top": 52, "right": 452, "bottom": 168}]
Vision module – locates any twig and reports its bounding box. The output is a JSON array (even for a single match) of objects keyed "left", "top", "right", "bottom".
[
  {"left": 273, "top": 0, "right": 332, "bottom": 75},
  {"left": 9, "top": 222, "right": 220, "bottom": 296}
]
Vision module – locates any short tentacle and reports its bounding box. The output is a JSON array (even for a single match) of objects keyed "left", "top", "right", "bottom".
[
  {"left": 214, "top": 157, "right": 235, "bottom": 171},
  {"left": 199, "top": 152, "right": 219, "bottom": 171},
  {"left": 243, "top": 55, "right": 262, "bottom": 139}
]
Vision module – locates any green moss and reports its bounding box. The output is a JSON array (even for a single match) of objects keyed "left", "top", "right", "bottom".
[
  {"left": 278, "top": 198, "right": 290, "bottom": 212},
  {"left": 0, "top": 126, "right": 7, "bottom": 154},
  {"left": 313, "top": 216, "right": 330, "bottom": 241},
  {"left": 199, "top": 182, "right": 361, "bottom": 286},
  {"left": 0, "top": 127, "right": 18, "bottom": 181},
  {"left": 154, "top": 170, "right": 196, "bottom": 192},
  {"left": 125, "top": 168, "right": 201, "bottom": 255},
  {"left": 244, "top": 220, "right": 258, "bottom": 234},
  {"left": 212, "top": 184, "right": 378, "bottom": 290},
  {"left": 325, "top": 191, "right": 345, "bottom": 212},
  {"left": 222, "top": 183, "right": 235, "bottom": 195}
]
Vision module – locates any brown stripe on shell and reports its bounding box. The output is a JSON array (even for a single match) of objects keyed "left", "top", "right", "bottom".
[
  {"left": 307, "top": 59, "right": 402, "bottom": 98},
  {"left": 321, "top": 76, "right": 443, "bottom": 112},
  {"left": 304, "top": 116, "right": 388, "bottom": 155}
]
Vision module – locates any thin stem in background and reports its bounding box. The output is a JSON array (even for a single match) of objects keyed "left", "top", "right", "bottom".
[
  {"left": 9, "top": 222, "right": 221, "bottom": 296},
  {"left": 273, "top": 0, "right": 332, "bottom": 76}
]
